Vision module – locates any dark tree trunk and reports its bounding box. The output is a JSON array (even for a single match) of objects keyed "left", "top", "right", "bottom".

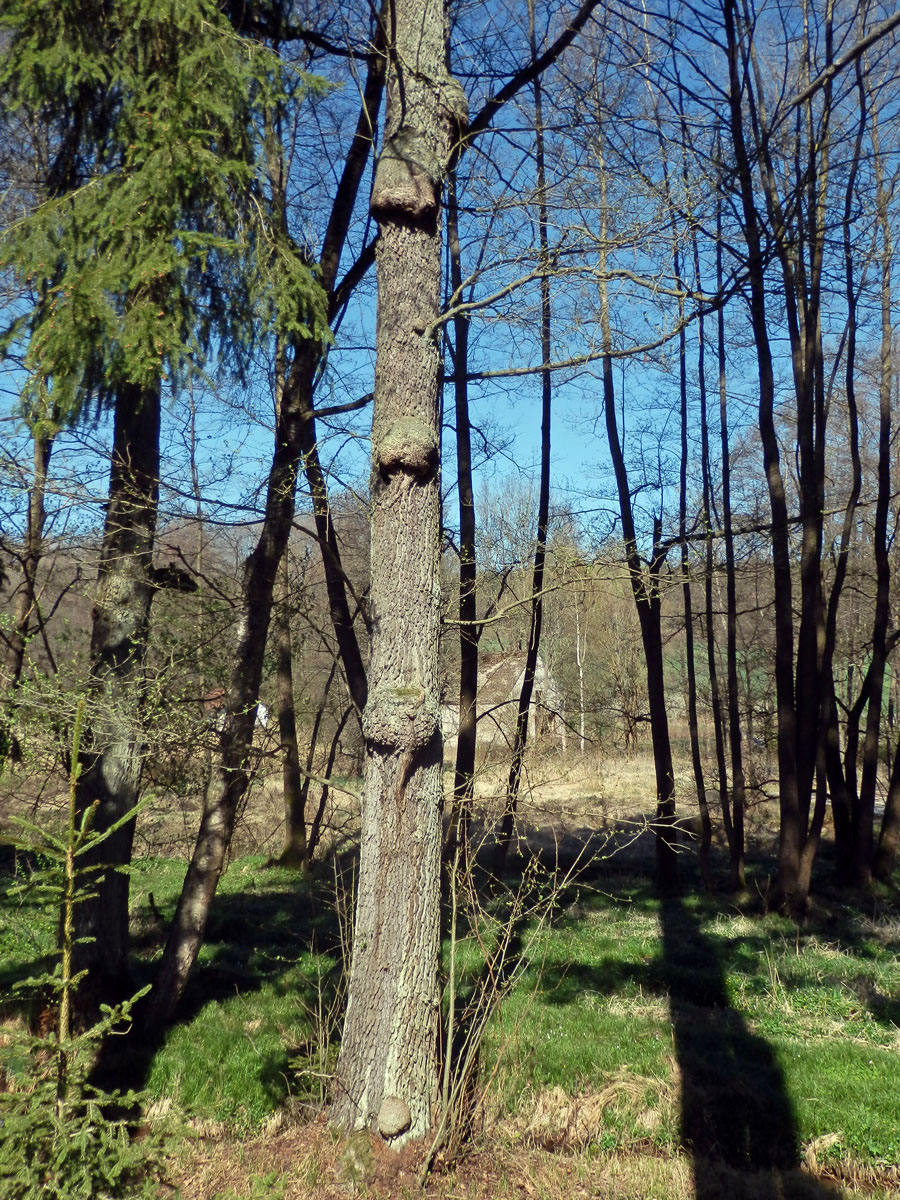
[
  {"left": 141, "top": 19, "right": 387, "bottom": 1030},
  {"left": 1, "top": 423, "right": 56, "bottom": 766},
  {"left": 276, "top": 555, "right": 307, "bottom": 868},
  {"left": 294, "top": 657, "right": 337, "bottom": 855},
  {"left": 597, "top": 139, "right": 678, "bottom": 894},
  {"left": 332, "top": 0, "right": 465, "bottom": 1143},
  {"left": 73, "top": 379, "right": 161, "bottom": 988},
  {"left": 638, "top": 596, "right": 679, "bottom": 893},
  {"left": 860, "top": 99, "right": 894, "bottom": 888},
  {"left": 715, "top": 219, "right": 745, "bottom": 889},
  {"left": 296, "top": 360, "right": 368, "bottom": 718},
  {"left": 679, "top": 434, "right": 709, "bottom": 882},
  {"left": 493, "top": 46, "right": 552, "bottom": 879},
  {"left": 306, "top": 700, "right": 351, "bottom": 862},
  {"left": 824, "top": 671, "right": 853, "bottom": 882},
  {"left": 667, "top": 186, "right": 709, "bottom": 884},
  {"left": 3, "top": 428, "right": 53, "bottom": 686},
  {"left": 724, "top": 0, "right": 801, "bottom": 909},
  {"left": 446, "top": 172, "right": 478, "bottom": 864},
  {"left": 143, "top": 353, "right": 320, "bottom": 1029},
  {"left": 874, "top": 739, "right": 900, "bottom": 883}
]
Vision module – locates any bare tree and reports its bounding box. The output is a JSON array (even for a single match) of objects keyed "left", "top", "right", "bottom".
[{"left": 331, "top": 0, "right": 466, "bottom": 1143}]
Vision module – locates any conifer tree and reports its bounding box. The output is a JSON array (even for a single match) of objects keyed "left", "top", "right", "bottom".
[{"left": 0, "top": 0, "right": 327, "bottom": 988}]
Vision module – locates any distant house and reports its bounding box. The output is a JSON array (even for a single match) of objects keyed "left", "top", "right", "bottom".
[
  {"left": 203, "top": 688, "right": 269, "bottom": 732},
  {"left": 441, "top": 651, "right": 567, "bottom": 757}
]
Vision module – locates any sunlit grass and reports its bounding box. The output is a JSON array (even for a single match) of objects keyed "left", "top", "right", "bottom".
[{"left": 3, "top": 846, "right": 900, "bottom": 1180}]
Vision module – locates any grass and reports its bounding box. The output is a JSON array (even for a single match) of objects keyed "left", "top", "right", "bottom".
[
  {"left": 3, "top": 841, "right": 900, "bottom": 1198},
  {"left": 479, "top": 876, "right": 900, "bottom": 1170}
]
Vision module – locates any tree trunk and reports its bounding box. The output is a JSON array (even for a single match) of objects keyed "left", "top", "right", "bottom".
[
  {"left": 140, "top": 20, "right": 386, "bottom": 1030},
  {"left": 575, "top": 600, "right": 586, "bottom": 753},
  {"left": 859, "top": 96, "right": 894, "bottom": 887},
  {"left": 874, "top": 738, "right": 900, "bottom": 882},
  {"left": 332, "top": 0, "right": 464, "bottom": 1144},
  {"left": 142, "top": 352, "right": 318, "bottom": 1029},
  {"left": 446, "top": 171, "right": 478, "bottom": 863},
  {"left": 1, "top": 421, "right": 55, "bottom": 765},
  {"left": 307, "top": 701, "right": 351, "bottom": 862},
  {"left": 723, "top": 0, "right": 800, "bottom": 909},
  {"left": 297, "top": 361, "right": 368, "bottom": 718},
  {"left": 493, "top": 38, "right": 552, "bottom": 879},
  {"left": 73, "top": 378, "right": 161, "bottom": 989},
  {"left": 715, "top": 211, "right": 745, "bottom": 888},
  {"left": 276, "top": 554, "right": 307, "bottom": 868},
  {"left": 596, "top": 138, "right": 678, "bottom": 894},
  {"left": 637, "top": 594, "right": 679, "bottom": 894},
  {"left": 666, "top": 171, "right": 709, "bottom": 885}
]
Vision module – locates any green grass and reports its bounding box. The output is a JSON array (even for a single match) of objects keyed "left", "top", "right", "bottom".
[
  {"left": 475, "top": 875, "right": 900, "bottom": 1167},
  {"left": 128, "top": 855, "right": 347, "bottom": 1131},
  {"left": 3, "top": 850, "right": 900, "bottom": 1180}
]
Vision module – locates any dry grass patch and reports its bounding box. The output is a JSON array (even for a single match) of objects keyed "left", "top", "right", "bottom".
[
  {"left": 520, "top": 1072, "right": 676, "bottom": 1151},
  {"left": 154, "top": 1112, "right": 899, "bottom": 1200}
]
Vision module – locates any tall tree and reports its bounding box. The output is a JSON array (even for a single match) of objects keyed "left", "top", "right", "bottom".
[
  {"left": 0, "top": 0, "right": 317, "bottom": 984},
  {"left": 493, "top": 1, "right": 554, "bottom": 878},
  {"left": 445, "top": 167, "right": 479, "bottom": 863},
  {"left": 714, "top": 204, "right": 746, "bottom": 889},
  {"left": 595, "top": 133, "right": 679, "bottom": 894},
  {"left": 142, "top": 9, "right": 380, "bottom": 1031},
  {"left": 331, "top": 0, "right": 467, "bottom": 1143}
]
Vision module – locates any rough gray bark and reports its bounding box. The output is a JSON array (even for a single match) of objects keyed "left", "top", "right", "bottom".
[
  {"left": 73, "top": 379, "right": 161, "bottom": 987},
  {"left": 332, "top": 0, "right": 465, "bottom": 1144}
]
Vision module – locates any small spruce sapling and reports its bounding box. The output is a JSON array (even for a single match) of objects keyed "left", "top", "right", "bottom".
[{"left": 0, "top": 697, "right": 156, "bottom": 1200}]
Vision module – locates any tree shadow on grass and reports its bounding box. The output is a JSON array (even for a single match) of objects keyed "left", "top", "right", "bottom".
[
  {"left": 89, "top": 857, "right": 349, "bottom": 1105},
  {"left": 534, "top": 874, "right": 850, "bottom": 1199},
  {"left": 659, "top": 895, "right": 840, "bottom": 1200}
]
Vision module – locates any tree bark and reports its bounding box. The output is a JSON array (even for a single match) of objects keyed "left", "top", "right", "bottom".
[
  {"left": 142, "top": 349, "right": 317, "bottom": 1029},
  {"left": 821, "top": 54, "right": 866, "bottom": 884},
  {"left": 874, "top": 738, "right": 900, "bottom": 882},
  {"left": 306, "top": 700, "right": 351, "bottom": 862},
  {"left": 73, "top": 378, "right": 161, "bottom": 988},
  {"left": 332, "top": 0, "right": 464, "bottom": 1143},
  {"left": 665, "top": 151, "right": 709, "bottom": 885},
  {"left": 723, "top": 0, "right": 800, "bottom": 909},
  {"left": 862, "top": 94, "right": 894, "bottom": 887},
  {"left": 715, "top": 207, "right": 745, "bottom": 888},
  {"left": 1, "top": 421, "right": 56, "bottom": 766},
  {"left": 276, "top": 554, "right": 307, "bottom": 868}
]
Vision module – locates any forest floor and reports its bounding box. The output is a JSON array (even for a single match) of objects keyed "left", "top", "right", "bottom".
[{"left": 3, "top": 751, "right": 900, "bottom": 1199}]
